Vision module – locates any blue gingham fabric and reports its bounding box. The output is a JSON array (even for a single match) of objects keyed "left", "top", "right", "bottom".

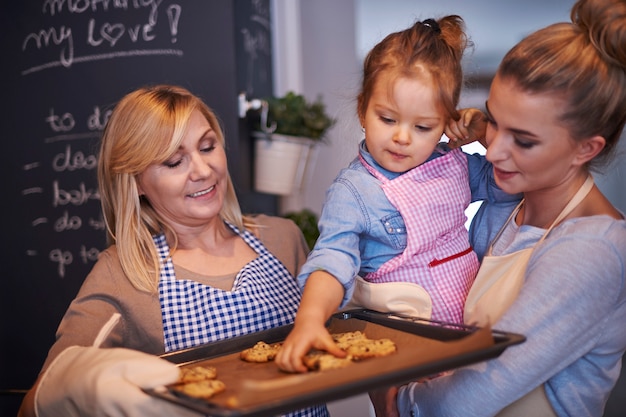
[
  {"left": 155, "top": 221, "right": 328, "bottom": 417},
  {"left": 156, "top": 222, "right": 302, "bottom": 351}
]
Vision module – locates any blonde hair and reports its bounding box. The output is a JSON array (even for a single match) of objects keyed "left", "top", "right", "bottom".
[
  {"left": 497, "top": 0, "right": 626, "bottom": 169},
  {"left": 98, "top": 85, "right": 249, "bottom": 293},
  {"left": 357, "top": 15, "right": 471, "bottom": 123}
]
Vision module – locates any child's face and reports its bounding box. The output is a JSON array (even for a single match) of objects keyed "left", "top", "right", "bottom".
[{"left": 362, "top": 72, "right": 446, "bottom": 173}]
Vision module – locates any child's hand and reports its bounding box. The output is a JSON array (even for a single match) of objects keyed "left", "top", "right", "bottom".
[
  {"left": 445, "top": 108, "right": 487, "bottom": 148},
  {"left": 275, "top": 320, "right": 346, "bottom": 373}
]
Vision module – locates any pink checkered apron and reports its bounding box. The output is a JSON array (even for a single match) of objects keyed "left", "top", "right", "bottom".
[{"left": 358, "top": 148, "right": 479, "bottom": 323}]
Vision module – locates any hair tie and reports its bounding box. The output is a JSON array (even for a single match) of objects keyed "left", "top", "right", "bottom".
[{"left": 422, "top": 19, "right": 441, "bottom": 34}]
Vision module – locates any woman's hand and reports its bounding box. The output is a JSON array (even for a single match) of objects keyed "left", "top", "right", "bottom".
[
  {"left": 445, "top": 108, "right": 488, "bottom": 148},
  {"left": 30, "top": 346, "right": 202, "bottom": 417}
]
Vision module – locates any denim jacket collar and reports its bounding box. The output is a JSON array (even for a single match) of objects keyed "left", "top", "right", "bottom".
[{"left": 358, "top": 139, "right": 447, "bottom": 181}]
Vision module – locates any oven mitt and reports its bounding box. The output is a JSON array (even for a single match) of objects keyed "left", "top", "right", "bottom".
[
  {"left": 34, "top": 313, "right": 202, "bottom": 416},
  {"left": 34, "top": 346, "right": 202, "bottom": 417}
]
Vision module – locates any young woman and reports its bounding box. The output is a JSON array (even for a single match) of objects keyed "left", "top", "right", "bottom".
[{"left": 381, "top": 0, "right": 626, "bottom": 415}]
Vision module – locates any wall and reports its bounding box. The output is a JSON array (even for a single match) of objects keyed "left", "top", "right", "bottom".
[{"left": 272, "top": 0, "right": 362, "bottom": 216}]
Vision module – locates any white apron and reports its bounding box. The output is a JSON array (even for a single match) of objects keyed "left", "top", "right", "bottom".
[
  {"left": 464, "top": 176, "right": 594, "bottom": 417},
  {"left": 351, "top": 149, "right": 479, "bottom": 323},
  {"left": 156, "top": 221, "right": 329, "bottom": 417}
]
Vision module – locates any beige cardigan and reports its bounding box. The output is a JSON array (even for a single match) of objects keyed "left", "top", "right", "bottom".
[{"left": 40, "top": 215, "right": 309, "bottom": 373}]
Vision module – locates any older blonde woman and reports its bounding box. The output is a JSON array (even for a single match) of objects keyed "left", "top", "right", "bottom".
[{"left": 19, "top": 85, "right": 328, "bottom": 417}]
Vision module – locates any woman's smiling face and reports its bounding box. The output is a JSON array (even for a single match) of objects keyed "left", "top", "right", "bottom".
[
  {"left": 484, "top": 75, "right": 581, "bottom": 195},
  {"left": 137, "top": 109, "right": 228, "bottom": 231}
]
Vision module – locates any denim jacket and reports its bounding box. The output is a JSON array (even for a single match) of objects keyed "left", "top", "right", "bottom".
[{"left": 296, "top": 140, "right": 518, "bottom": 305}]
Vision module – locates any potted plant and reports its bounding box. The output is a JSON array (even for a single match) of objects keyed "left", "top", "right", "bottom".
[
  {"left": 284, "top": 208, "right": 320, "bottom": 250},
  {"left": 253, "top": 91, "right": 335, "bottom": 196}
]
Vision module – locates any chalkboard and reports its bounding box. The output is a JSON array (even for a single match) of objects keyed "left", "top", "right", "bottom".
[{"left": 0, "top": 0, "right": 275, "bottom": 411}]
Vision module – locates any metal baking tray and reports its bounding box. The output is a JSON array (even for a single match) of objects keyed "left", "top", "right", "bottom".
[{"left": 145, "top": 309, "right": 525, "bottom": 416}]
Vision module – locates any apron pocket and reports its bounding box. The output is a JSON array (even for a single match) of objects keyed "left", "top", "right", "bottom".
[{"left": 346, "top": 276, "right": 432, "bottom": 319}]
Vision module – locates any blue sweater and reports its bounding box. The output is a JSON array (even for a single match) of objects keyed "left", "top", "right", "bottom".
[{"left": 398, "top": 210, "right": 626, "bottom": 417}]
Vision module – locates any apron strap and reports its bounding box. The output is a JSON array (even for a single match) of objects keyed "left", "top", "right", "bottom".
[
  {"left": 487, "top": 175, "right": 594, "bottom": 255},
  {"left": 539, "top": 175, "right": 594, "bottom": 243}
]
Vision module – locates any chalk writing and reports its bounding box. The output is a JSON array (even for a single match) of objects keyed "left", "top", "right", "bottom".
[
  {"left": 44, "top": 132, "right": 102, "bottom": 144},
  {"left": 22, "top": 187, "right": 44, "bottom": 195},
  {"left": 52, "top": 181, "right": 99, "bottom": 207},
  {"left": 17, "top": 0, "right": 198, "bottom": 280},
  {"left": 24, "top": 162, "right": 42, "bottom": 171},
  {"left": 32, "top": 218, "right": 48, "bottom": 226},
  {"left": 22, "top": 26, "right": 74, "bottom": 68},
  {"left": 46, "top": 108, "right": 75, "bottom": 132},
  {"left": 49, "top": 248, "right": 72, "bottom": 278},
  {"left": 23, "top": 49, "right": 183, "bottom": 75},
  {"left": 48, "top": 245, "right": 102, "bottom": 278},
  {"left": 22, "top": 101, "right": 107, "bottom": 279},
  {"left": 240, "top": 1, "right": 271, "bottom": 94},
  {"left": 87, "top": 106, "right": 112, "bottom": 130},
  {"left": 52, "top": 145, "right": 98, "bottom": 172},
  {"left": 21, "top": 0, "right": 184, "bottom": 75},
  {"left": 55, "top": 210, "right": 82, "bottom": 231},
  {"left": 42, "top": 0, "right": 162, "bottom": 22},
  {"left": 167, "top": 4, "right": 181, "bottom": 43},
  {"left": 30, "top": 246, "right": 99, "bottom": 277},
  {"left": 87, "top": 18, "right": 156, "bottom": 46}
]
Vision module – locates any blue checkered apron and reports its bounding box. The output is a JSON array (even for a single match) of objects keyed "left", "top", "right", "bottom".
[{"left": 155, "top": 221, "right": 329, "bottom": 417}]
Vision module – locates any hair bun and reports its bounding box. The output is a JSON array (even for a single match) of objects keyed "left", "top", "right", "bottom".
[{"left": 572, "top": 0, "right": 626, "bottom": 69}]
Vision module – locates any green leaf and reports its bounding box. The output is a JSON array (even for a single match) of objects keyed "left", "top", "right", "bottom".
[{"left": 264, "top": 91, "right": 335, "bottom": 141}]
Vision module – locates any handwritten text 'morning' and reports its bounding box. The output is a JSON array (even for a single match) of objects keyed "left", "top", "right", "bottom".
[{"left": 43, "top": 0, "right": 163, "bottom": 25}]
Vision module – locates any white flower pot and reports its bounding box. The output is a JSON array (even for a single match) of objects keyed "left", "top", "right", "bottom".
[{"left": 253, "top": 133, "right": 318, "bottom": 196}]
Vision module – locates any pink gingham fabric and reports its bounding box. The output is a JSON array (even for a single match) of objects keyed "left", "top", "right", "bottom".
[{"left": 360, "top": 148, "right": 479, "bottom": 323}]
